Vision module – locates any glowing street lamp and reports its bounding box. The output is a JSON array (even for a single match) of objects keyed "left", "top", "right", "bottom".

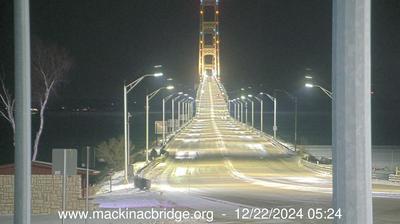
[
  {"left": 304, "top": 76, "right": 332, "bottom": 99},
  {"left": 305, "top": 83, "right": 314, "bottom": 88},
  {"left": 305, "top": 83, "right": 332, "bottom": 99},
  {"left": 123, "top": 69, "right": 163, "bottom": 183}
]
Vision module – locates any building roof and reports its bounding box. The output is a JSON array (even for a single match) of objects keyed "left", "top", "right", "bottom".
[{"left": 0, "top": 160, "right": 100, "bottom": 175}]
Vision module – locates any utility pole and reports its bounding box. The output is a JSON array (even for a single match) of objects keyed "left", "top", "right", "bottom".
[
  {"left": 145, "top": 94, "right": 149, "bottom": 163},
  {"left": 14, "top": 0, "right": 31, "bottom": 224},
  {"left": 233, "top": 102, "right": 236, "bottom": 119},
  {"left": 172, "top": 98, "right": 175, "bottom": 132},
  {"left": 162, "top": 98, "right": 166, "bottom": 145},
  {"left": 332, "top": 0, "right": 372, "bottom": 223},
  {"left": 251, "top": 100, "right": 254, "bottom": 128},
  {"left": 240, "top": 102, "right": 244, "bottom": 123},
  {"left": 85, "top": 146, "right": 89, "bottom": 217},
  {"left": 273, "top": 96, "right": 277, "bottom": 138},
  {"left": 254, "top": 96, "right": 263, "bottom": 133},
  {"left": 177, "top": 100, "right": 181, "bottom": 129}
]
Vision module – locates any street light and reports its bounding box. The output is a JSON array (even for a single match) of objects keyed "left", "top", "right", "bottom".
[
  {"left": 274, "top": 89, "right": 298, "bottom": 151},
  {"left": 236, "top": 97, "right": 243, "bottom": 122},
  {"left": 238, "top": 97, "right": 244, "bottom": 123},
  {"left": 304, "top": 76, "right": 333, "bottom": 99},
  {"left": 247, "top": 95, "right": 255, "bottom": 128},
  {"left": 260, "top": 92, "right": 277, "bottom": 139},
  {"left": 188, "top": 97, "right": 194, "bottom": 120},
  {"left": 162, "top": 92, "right": 179, "bottom": 145},
  {"left": 183, "top": 98, "right": 192, "bottom": 123},
  {"left": 240, "top": 96, "right": 248, "bottom": 124},
  {"left": 253, "top": 95, "right": 264, "bottom": 133},
  {"left": 123, "top": 70, "right": 163, "bottom": 183},
  {"left": 177, "top": 97, "right": 188, "bottom": 129},
  {"left": 146, "top": 85, "right": 174, "bottom": 162},
  {"left": 228, "top": 100, "right": 232, "bottom": 115},
  {"left": 171, "top": 92, "right": 183, "bottom": 133},
  {"left": 233, "top": 99, "right": 238, "bottom": 120},
  {"left": 229, "top": 99, "right": 236, "bottom": 117}
]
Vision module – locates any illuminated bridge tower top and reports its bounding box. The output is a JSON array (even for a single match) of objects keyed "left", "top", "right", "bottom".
[{"left": 199, "top": 0, "right": 220, "bottom": 80}]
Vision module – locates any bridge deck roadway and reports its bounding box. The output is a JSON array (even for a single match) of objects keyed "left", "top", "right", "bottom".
[{"left": 142, "top": 76, "right": 400, "bottom": 223}]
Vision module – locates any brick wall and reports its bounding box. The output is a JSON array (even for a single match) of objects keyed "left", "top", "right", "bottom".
[{"left": 0, "top": 175, "right": 93, "bottom": 215}]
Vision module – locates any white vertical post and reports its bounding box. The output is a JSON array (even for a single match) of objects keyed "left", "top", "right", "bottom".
[
  {"left": 171, "top": 99, "right": 175, "bottom": 132},
  {"left": 241, "top": 102, "right": 244, "bottom": 123},
  {"left": 123, "top": 85, "right": 128, "bottom": 182},
  {"left": 85, "top": 146, "right": 89, "bottom": 213},
  {"left": 14, "top": 0, "right": 31, "bottom": 223},
  {"left": 62, "top": 150, "right": 66, "bottom": 224},
  {"left": 184, "top": 102, "right": 187, "bottom": 124},
  {"left": 145, "top": 95, "right": 149, "bottom": 163},
  {"left": 332, "top": 0, "right": 372, "bottom": 223},
  {"left": 245, "top": 102, "right": 248, "bottom": 124},
  {"left": 177, "top": 101, "right": 181, "bottom": 129},
  {"left": 251, "top": 101, "right": 254, "bottom": 127},
  {"left": 236, "top": 103, "right": 239, "bottom": 121},
  {"left": 162, "top": 98, "right": 166, "bottom": 145},
  {"left": 273, "top": 98, "right": 277, "bottom": 139},
  {"left": 260, "top": 100, "right": 263, "bottom": 132},
  {"left": 234, "top": 102, "right": 237, "bottom": 119}
]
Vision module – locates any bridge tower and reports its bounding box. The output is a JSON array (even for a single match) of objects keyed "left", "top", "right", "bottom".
[{"left": 198, "top": 0, "right": 220, "bottom": 80}]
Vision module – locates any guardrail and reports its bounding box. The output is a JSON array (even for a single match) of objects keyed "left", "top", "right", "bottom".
[
  {"left": 230, "top": 118, "right": 296, "bottom": 153},
  {"left": 389, "top": 174, "right": 400, "bottom": 183},
  {"left": 300, "top": 159, "right": 332, "bottom": 175}
]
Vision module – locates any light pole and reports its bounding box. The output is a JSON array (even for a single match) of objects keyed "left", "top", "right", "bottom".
[
  {"left": 246, "top": 95, "right": 255, "bottom": 128},
  {"left": 260, "top": 92, "right": 277, "bottom": 139},
  {"left": 145, "top": 85, "right": 174, "bottom": 163},
  {"left": 305, "top": 76, "right": 332, "bottom": 99},
  {"left": 127, "top": 112, "right": 132, "bottom": 165},
  {"left": 162, "top": 93, "right": 179, "bottom": 145},
  {"left": 240, "top": 95, "right": 249, "bottom": 126},
  {"left": 231, "top": 99, "right": 236, "bottom": 119},
  {"left": 171, "top": 92, "right": 183, "bottom": 133},
  {"left": 232, "top": 100, "right": 237, "bottom": 119},
  {"left": 177, "top": 96, "right": 187, "bottom": 129},
  {"left": 185, "top": 99, "right": 190, "bottom": 122},
  {"left": 245, "top": 101, "right": 248, "bottom": 124},
  {"left": 239, "top": 98, "right": 244, "bottom": 123},
  {"left": 123, "top": 71, "right": 163, "bottom": 183},
  {"left": 187, "top": 97, "right": 194, "bottom": 120},
  {"left": 274, "top": 89, "right": 298, "bottom": 151},
  {"left": 236, "top": 99, "right": 240, "bottom": 121},
  {"left": 254, "top": 96, "right": 264, "bottom": 132}
]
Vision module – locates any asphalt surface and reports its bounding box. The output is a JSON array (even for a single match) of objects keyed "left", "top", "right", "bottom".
[{"left": 142, "top": 76, "right": 400, "bottom": 224}]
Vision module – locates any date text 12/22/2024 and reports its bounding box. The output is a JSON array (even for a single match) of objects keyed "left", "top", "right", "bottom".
[{"left": 235, "top": 208, "right": 342, "bottom": 220}]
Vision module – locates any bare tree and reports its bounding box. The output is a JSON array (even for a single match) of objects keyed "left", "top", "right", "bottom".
[
  {"left": 31, "top": 41, "right": 72, "bottom": 160},
  {"left": 0, "top": 73, "right": 15, "bottom": 136}
]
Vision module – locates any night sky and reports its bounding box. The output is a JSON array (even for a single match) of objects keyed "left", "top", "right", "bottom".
[{"left": 0, "top": 0, "right": 399, "bottom": 141}]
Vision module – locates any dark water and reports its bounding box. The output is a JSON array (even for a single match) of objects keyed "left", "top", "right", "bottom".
[{"left": 0, "top": 110, "right": 399, "bottom": 164}]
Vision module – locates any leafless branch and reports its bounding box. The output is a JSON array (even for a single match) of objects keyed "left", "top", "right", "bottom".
[
  {"left": 0, "top": 73, "right": 15, "bottom": 135},
  {"left": 31, "top": 40, "right": 72, "bottom": 160}
]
